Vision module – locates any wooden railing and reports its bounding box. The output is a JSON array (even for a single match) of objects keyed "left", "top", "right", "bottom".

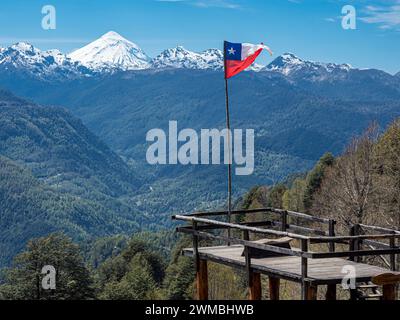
[{"left": 172, "top": 208, "right": 400, "bottom": 299}]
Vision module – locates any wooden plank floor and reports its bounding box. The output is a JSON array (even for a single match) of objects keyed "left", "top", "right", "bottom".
[{"left": 183, "top": 245, "right": 394, "bottom": 285}]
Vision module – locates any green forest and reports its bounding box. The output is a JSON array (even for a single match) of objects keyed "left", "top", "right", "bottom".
[{"left": 2, "top": 118, "right": 400, "bottom": 300}]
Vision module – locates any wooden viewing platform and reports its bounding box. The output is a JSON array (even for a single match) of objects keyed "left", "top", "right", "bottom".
[{"left": 172, "top": 208, "right": 400, "bottom": 300}]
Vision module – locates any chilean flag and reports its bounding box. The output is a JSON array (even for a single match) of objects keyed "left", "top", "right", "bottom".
[{"left": 224, "top": 41, "right": 273, "bottom": 79}]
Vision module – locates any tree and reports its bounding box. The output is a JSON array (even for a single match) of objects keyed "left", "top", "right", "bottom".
[
  {"left": 303, "top": 153, "right": 334, "bottom": 211},
  {"left": 96, "top": 238, "right": 166, "bottom": 299},
  {"left": 374, "top": 119, "right": 400, "bottom": 230},
  {"left": 99, "top": 254, "right": 158, "bottom": 300},
  {"left": 312, "top": 125, "right": 380, "bottom": 227},
  {"left": 162, "top": 238, "right": 195, "bottom": 300},
  {"left": 0, "top": 233, "right": 94, "bottom": 300},
  {"left": 267, "top": 184, "right": 287, "bottom": 209},
  {"left": 282, "top": 178, "right": 306, "bottom": 212}
]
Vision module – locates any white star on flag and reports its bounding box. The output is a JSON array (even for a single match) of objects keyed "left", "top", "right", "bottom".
[{"left": 228, "top": 47, "right": 236, "bottom": 55}]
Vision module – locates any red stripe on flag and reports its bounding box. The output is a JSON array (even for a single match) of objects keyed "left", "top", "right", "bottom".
[{"left": 225, "top": 48, "right": 263, "bottom": 79}]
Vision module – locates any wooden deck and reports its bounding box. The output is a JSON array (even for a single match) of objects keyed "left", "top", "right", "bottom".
[
  {"left": 183, "top": 245, "right": 393, "bottom": 285},
  {"left": 174, "top": 208, "right": 400, "bottom": 300}
]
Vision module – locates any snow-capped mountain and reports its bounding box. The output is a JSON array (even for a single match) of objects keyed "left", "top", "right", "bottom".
[
  {"left": 68, "top": 31, "right": 151, "bottom": 71},
  {"left": 151, "top": 46, "right": 262, "bottom": 71},
  {"left": 0, "top": 42, "right": 89, "bottom": 80},
  {"left": 264, "top": 52, "right": 353, "bottom": 80},
  {"left": 151, "top": 46, "right": 223, "bottom": 70}
]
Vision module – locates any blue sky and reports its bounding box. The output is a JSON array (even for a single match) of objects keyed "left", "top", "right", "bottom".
[{"left": 0, "top": 0, "right": 399, "bottom": 73}]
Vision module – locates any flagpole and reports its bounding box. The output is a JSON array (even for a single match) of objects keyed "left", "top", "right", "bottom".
[{"left": 223, "top": 41, "right": 233, "bottom": 242}]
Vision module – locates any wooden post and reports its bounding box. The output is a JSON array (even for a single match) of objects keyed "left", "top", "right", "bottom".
[
  {"left": 305, "top": 283, "right": 318, "bottom": 300},
  {"left": 390, "top": 232, "right": 396, "bottom": 272},
  {"left": 382, "top": 284, "right": 396, "bottom": 300},
  {"left": 197, "top": 259, "right": 208, "bottom": 300},
  {"left": 243, "top": 229, "right": 250, "bottom": 241},
  {"left": 326, "top": 285, "right": 337, "bottom": 300},
  {"left": 301, "top": 239, "right": 308, "bottom": 300},
  {"left": 269, "top": 276, "right": 280, "bottom": 300},
  {"left": 249, "top": 272, "right": 262, "bottom": 300},
  {"left": 326, "top": 220, "right": 337, "bottom": 300},
  {"left": 348, "top": 226, "right": 358, "bottom": 300},
  {"left": 192, "top": 221, "right": 208, "bottom": 300},
  {"left": 281, "top": 210, "right": 288, "bottom": 232},
  {"left": 243, "top": 229, "right": 261, "bottom": 300},
  {"left": 192, "top": 221, "right": 199, "bottom": 269},
  {"left": 328, "top": 219, "right": 336, "bottom": 253},
  {"left": 389, "top": 234, "right": 398, "bottom": 299},
  {"left": 354, "top": 224, "right": 362, "bottom": 263},
  {"left": 349, "top": 225, "right": 355, "bottom": 262}
]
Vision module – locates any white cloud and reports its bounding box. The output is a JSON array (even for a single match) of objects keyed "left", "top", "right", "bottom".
[
  {"left": 156, "top": 0, "right": 242, "bottom": 9},
  {"left": 324, "top": 17, "right": 336, "bottom": 23},
  {"left": 361, "top": 1, "right": 400, "bottom": 29},
  {"left": 0, "top": 37, "right": 89, "bottom": 44}
]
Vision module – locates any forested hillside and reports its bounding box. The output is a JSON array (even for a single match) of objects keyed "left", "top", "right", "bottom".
[
  {"left": 0, "top": 90, "right": 150, "bottom": 267},
  {"left": 250, "top": 119, "right": 400, "bottom": 233},
  {"left": 0, "top": 156, "right": 140, "bottom": 267}
]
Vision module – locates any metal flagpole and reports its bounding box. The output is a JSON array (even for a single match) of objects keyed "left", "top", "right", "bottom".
[{"left": 223, "top": 41, "right": 233, "bottom": 242}]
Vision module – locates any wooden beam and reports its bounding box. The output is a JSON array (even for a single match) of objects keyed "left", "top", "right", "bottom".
[
  {"left": 372, "top": 273, "right": 400, "bottom": 286},
  {"left": 372, "top": 273, "right": 400, "bottom": 300},
  {"left": 269, "top": 276, "right": 280, "bottom": 300},
  {"left": 196, "top": 259, "right": 208, "bottom": 300},
  {"left": 174, "top": 207, "right": 331, "bottom": 224},
  {"left": 174, "top": 215, "right": 310, "bottom": 240},
  {"left": 177, "top": 227, "right": 310, "bottom": 258},
  {"left": 249, "top": 272, "right": 261, "bottom": 300},
  {"left": 309, "top": 248, "right": 400, "bottom": 259},
  {"left": 359, "top": 223, "right": 400, "bottom": 234},
  {"left": 310, "top": 233, "right": 400, "bottom": 243},
  {"left": 326, "top": 284, "right": 336, "bottom": 300}
]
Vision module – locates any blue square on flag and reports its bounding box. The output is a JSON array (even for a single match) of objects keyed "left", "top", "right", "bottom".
[{"left": 225, "top": 42, "right": 242, "bottom": 61}]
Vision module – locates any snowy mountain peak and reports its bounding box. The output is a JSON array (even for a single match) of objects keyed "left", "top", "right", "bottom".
[
  {"left": 0, "top": 41, "right": 89, "bottom": 80},
  {"left": 151, "top": 46, "right": 263, "bottom": 72},
  {"left": 280, "top": 52, "right": 303, "bottom": 63},
  {"left": 151, "top": 46, "right": 223, "bottom": 70},
  {"left": 266, "top": 52, "right": 305, "bottom": 75},
  {"left": 11, "top": 42, "right": 36, "bottom": 52},
  {"left": 265, "top": 52, "right": 353, "bottom": 77},
  {"left": 100, "top": 31, "right": 126, "bottom": 41},
  {"left": 68, "top": 31, "right": 151, "bottom": 72}
]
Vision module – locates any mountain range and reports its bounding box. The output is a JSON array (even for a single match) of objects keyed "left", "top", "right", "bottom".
[{"left": 3, "top": 31, "right": 393, "bottom": 79}]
